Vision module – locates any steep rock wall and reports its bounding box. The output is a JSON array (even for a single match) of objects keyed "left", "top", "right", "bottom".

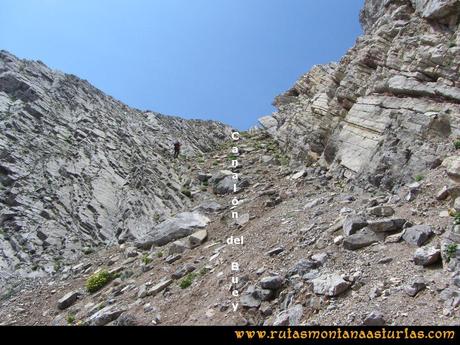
[{"left": 260, "top": 0, "right": 460, "bottom": 190}]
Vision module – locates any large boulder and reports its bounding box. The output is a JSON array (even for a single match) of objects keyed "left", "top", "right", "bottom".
[
  {"left": 343, "top": 229, "right": 381, "bottom": 250},
  {"left": 402, "top": 225, "right": 433, "bottom": 246},
  {"left": 414, "top": 246, "right": 441, "bottom": 266},
  {"left": 404, "top": 276, "right": 427, "bottom": 297},
  {"left": 367, "top": 219, "right": 406, "bottom": 233},
  {"left": 312, "top": 274, "right": 350, "bottom": 297},
  {"left": 135, "top": 212, "right": 210, "bottom": 249},
  {"left": 272, "top": 304, "right": 304, "bottom": 326},
  {"left": 443, "top": 156, "right": 460, "bottom": 184},
  {"left": 368, "top": 206, "right": 395, "bottom": 217},
  {"left": 287, "top": 259, "right": 320, "bottom": 276},
  {"left": 57, "top": 291, "right": 80, "bottom": 310},
  {"left": 343, "top": 215, "right": 368, "bottom": 236},
  {"left": 260, "top": 275, "right": 284, "bottom": 290},
  {"left": 210, "top": 170, "right": 249, "bottom": 195},
  {"left": 363, "top": 310, "right": 385, "bottom": 326},
  {"left": 193, "top": 200, "right": 223, "bottom": 213},
  {"left": 85, "top": 305, "right": 127, "bottom": 326}
]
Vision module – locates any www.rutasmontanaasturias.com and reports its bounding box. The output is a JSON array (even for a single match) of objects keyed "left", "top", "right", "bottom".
[{"left": 233, "top": 327, "right": 456, "bottom": 340}]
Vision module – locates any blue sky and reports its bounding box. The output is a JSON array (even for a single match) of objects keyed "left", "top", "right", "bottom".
[{"left": 0, "top": 0, "right": 364, "bottom": 129}]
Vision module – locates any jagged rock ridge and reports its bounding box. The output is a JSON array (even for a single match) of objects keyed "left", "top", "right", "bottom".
[
  {"left": 0, "top": 50, "right": 231, "bottom": 279},
  {"left": 260, "top": 0, "right": 460, "bottom": 191}
]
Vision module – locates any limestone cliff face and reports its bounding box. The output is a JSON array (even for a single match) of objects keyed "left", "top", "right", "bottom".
[
  {"left": 0, "top": 51, "right": 230, "bottom": 277},
  {"left": 260, "top": 0, "right": 460, "bottom": 190}
]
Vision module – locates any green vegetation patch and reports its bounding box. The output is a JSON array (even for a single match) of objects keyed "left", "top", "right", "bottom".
[
  {"left": 454, "top": 140, "right": 460, "bottom": 150},
  {"left": 181, "top": 188, "right": 192, "bottom": 198},
  {"left": 66, "top": 313, "right": 76, "bottom": 325},
  {"left": 179, "top": 272, "right": 198, "bottom": 289},
  {"left": 85, "top": 270, "right": 113, "bottom": 293},
  {"left": 141, "top": 254, "right": 153, "bottom": 265},
  {"left": 414, "top": 175, "right": 424, "bottom": 182},
  {"left": 453, "top": 212, "right": 460, "bottom": 225},
  {"left": 445, "top": 243, "right": 458, "bottom": 262}
]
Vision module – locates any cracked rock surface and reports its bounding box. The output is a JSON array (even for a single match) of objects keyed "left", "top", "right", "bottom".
[{"left": 0, "top": 50, "right": 230, "bottom": 281}]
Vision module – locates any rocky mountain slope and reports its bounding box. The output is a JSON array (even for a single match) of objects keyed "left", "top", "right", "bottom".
[
  {"left": 0, "top": 50, "right": 230, "bottom": 283},
  {"left": 1, "top": 0, "right": 460, "bottom": 326},
  {"left": 0, "top": 132, "right": 459, "bottom": 326}
]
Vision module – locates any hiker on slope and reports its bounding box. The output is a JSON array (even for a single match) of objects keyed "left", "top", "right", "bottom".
[{"left": 173, "top": 141, "right": 181, "bottom": 158}]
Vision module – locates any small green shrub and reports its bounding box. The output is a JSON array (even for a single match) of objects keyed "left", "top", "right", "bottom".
[
  {"left": 454, "top": 212, "right": 460, "bottom": 225},
  {"left": 181, "top": 188, "right": 192, "bottom": 198},
  {"left": 54, "top": 261, "right": 62, "bottom": 272},
  {"left": 141, "top": 254, "right": 153, "bottom": 265},
  {"left": 66, "top": 313, "right": 76, "bottom": 324},
  {"left": 179, "top": 273, "right": 197, "bottom": 289},
  {"left": 414, "top": 175, "right": 424, "bottom": 182},
  {"left": 445, "top": 243, "right": 458, "bottom": 262},
  {"left": 85, "top": 270, "right": 113, "bottom": 293},
  {"left": 454, "top": 140, "right": 460, "bottom": 150},
  {"left": 156, "top": 251, "right": 163, "bottom": 258},
  {"left": 274, "top": 153, "right": 289, "bottom": 166},
  {"left": 82, "top": 247, "right": 94, "bottom": 255}
]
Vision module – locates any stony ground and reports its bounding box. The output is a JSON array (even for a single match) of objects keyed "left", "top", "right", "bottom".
[{"left": 0, "top": 133, "right": 458, "bottom": 326}]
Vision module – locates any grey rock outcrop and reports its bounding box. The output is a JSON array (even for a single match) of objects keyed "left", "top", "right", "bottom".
[
  {"left": 402, "top": 225, "right": 433, "bottom": 246},
  {"left": 135, "top": 212, "right": 210, "bottom": 249},
  {"left": 443, "top": 156, "right": 460, "bottom": 183},
  {"left": 312, "top": 273, "right": 350, "bottom": 296},
  {"left": 343, "top": 215, "right": 368, "bottom": 236},
  {"left": 363, "top": 310, "right": 386, "bottom": 326},
  {"left": 343, "top": 229, "right": 381, "bottom": 250},
  {"left": 57, "top": 291, "right": 80, "bottom": 310},
  {"left": 85, "top": 305, "right": 127, "bottom": 326},
  {"left": 260, "top": 275, "right": 284, "bottom": 290},
  {"left": 210, "top": 170, "right": 249, "bottom": 195},
  {"left": 414, "top": 246, "right": 441, "bottom": 266},
  {"left": 272, "top": 304, "right": 304, "bottom": 326},
  {"left": 404, "top": 276, "right": 427, "bottom": 297}
]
